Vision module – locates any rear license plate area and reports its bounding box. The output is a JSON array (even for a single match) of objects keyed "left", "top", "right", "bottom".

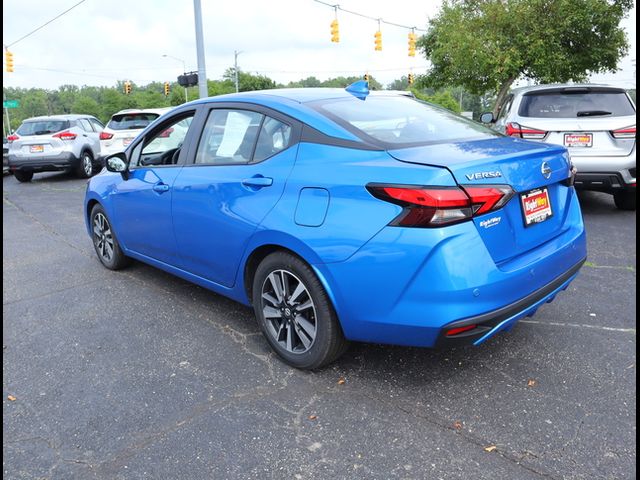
[
  {"left": 520, "top": 187, "right": 553, "bottom": 226},
  {"left": 29, "top": 145, "right": 44, "bottom": 153},
  {"left": 564, "top": 133, "right": 592, "bottom": 147}
]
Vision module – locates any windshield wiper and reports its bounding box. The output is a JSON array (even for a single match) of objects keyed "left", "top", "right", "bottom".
[{"left": 576, "top": 110, "right": 612, "bottom": 117}]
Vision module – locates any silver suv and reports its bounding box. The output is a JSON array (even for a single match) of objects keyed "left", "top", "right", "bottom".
[
  {"left": 482, "top": 84, "right": 636, "bottom": 210},
  {"left": 7, "top": 114, "right": 104, "bottom": 182}
]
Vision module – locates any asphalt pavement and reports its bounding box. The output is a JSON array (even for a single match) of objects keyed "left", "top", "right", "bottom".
[{"left": 2, "top": 172, "right": 636, "bottom": 480}]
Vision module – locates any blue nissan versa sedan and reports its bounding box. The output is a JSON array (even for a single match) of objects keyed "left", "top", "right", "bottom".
[{"left": 85, "top": 82, "right": 587, "bottom": 369}]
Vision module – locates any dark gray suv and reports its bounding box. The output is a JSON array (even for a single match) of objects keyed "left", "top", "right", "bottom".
[{"left": 7, "top": 114, "right": 104, "bottom": 182}]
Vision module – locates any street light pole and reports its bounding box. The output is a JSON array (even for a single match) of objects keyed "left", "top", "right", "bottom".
[
  {"left": 234, "top": 50, "right": 243, "bottom": 93},
  {"left": 162, "top": 54, "right": 188, "bottom": 102},
  {"left": 193, "top": 0, "right": 208, "bottom": 99}
]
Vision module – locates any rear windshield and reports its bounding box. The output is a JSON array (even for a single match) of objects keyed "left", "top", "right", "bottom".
[
  {"left": 518, "top": 91, "right": 635, "bottom": 118},
  {"left": 313, "top": 96, "right": 494, "bottom": 146},
  {"left": 107, "top": 113, "right": 160, "bottom": 130},
  {"left": 17, "top": 120, "right": 70, "bottom": 136}
]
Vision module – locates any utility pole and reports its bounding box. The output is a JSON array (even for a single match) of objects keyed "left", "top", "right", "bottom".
[
  {"left": 193, "top": 0, "right": 208, "bottom": 99},
  {"left": 234, "top": 50, "right": 243, "bottom": 93},
  {"left": 3, "top": 90, "right": 11, "bottom": 136}
]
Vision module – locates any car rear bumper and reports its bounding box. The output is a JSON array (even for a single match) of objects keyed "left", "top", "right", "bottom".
[
  {"left": 8, "top": 152, "right": 80, "bottom": 172},
  {"left": 318, "top": 188, "right": 587, "bottom": 348},
  {"left": 574, "top": 171, "right": 636, "bottom": 192}
]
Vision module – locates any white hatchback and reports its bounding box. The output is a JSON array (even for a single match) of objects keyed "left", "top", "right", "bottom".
[{"left": 100, "top": 108, "right": 173, "bottom": 161}]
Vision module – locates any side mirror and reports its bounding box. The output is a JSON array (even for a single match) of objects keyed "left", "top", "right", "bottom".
[
  {"left": 480, "top": 112, "right": 495, "bottom": 124},
  {"left": 105, "top": 152, "right": 129, "bottom": 179}
]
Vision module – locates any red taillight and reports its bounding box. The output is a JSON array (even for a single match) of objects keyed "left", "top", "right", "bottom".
[
  {"left": 158, "top": 127, "right": 174, "bottom": 138},
  {"left": 367, "top": 184, "right": 514, "bottom": 228},
  {"left": 446, "top": 324, "right": 477, "bottom": 336},
  {"left": 505, "top": 122, "right": 547, "bottom": 139},
  {"left": 611, "top": 125, "right": 636, "bottom": 139},
  {"left": 53, "top": 130, "right": 77, "bottom": 141},
  {"left": 99, "top": 131, "right": 114, "bottom": 140},
  {"left": 462, "top": 185, "right": 515, "bottom": 215},
  {"left": 7, "top": 134, "right": 19, "bottom": 143}
]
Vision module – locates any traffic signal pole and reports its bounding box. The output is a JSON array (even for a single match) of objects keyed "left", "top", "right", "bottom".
[{"left": 193, "top": 0, "right": 208, "bottom": 99}]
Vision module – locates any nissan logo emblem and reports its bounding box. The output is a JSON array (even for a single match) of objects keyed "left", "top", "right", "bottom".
[{"left": 541, "top": 162, "right": 552, "bottom": 179}]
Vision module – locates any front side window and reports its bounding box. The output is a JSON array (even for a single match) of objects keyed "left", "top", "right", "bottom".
[
  {"left": 195, "top": 109, "right": 264, "bottom": 165},
  {"left": 130, "top": 113, "right": 194, "bottom": 167},
  {"left": 313, "top": 95, "right": 496, "bottom": 147}
]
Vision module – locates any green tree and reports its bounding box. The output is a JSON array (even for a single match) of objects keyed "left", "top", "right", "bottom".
[
  {"left": 223, "top": 69, "right": 277, "bottom": 92},
  {"left": 419, "top": 0, "right": 632, "bottom": 114},
  {"left": 387, "top": 76, "right": 410, "bottom": 91},
  {"left": 412, "top": 90, "right": 461, "bottom": 113},
  {"left": 72, "top": 96, "right": 100, "bottom": 118}
]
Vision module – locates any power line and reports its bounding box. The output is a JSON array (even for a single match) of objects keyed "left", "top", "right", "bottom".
[
  {"left": 6, "top": 0, "right": 88, "bottom": 48},
  {"left": 313, "top": 0, "right": 427, "bottom": 32}
]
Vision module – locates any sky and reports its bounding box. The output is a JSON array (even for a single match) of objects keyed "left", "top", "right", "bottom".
[{"left": 1, "top": 0, "right": 637, "bottom": 91}]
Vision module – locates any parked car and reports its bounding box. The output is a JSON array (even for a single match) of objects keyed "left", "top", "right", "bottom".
[
  {"left": 482, "top": 84, "right": 636, "bottom": 210},
  {"left": 3, "top": 137, "right": 9, "bottom": 175},
  {"left": 7, "top": 114, "right": 104, "bottom": 182},
  {"left": 85, "top": 82, "right": 586, "bottom": 369},
  {"left": 99, "top": 108, "right": 173, "bottom": 162}
]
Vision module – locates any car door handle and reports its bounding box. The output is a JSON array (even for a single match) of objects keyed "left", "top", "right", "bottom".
[
  {"left": 153, "top": 183, "right": 170, "bottom": 193},
  {"left": 241, "top": 177, "right": 273, "bottom": 188}
]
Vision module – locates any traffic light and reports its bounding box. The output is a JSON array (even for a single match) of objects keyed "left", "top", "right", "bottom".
[
  {"left": 163, "top": 82, "right": 170, "bottom": 96},
  {"left": 124, "top": 81, "right": 132, "bottom": 95},
  {"left": 374, "top": 30, "right": 382, "bottom": 51},
  {"left": 5, "top": 49, "right": 14, "bottom": 73},
  {"left": 363, "top": 73, "right": 370, "bottom": 82},
  {"left": 408, "top": 73, "right": 415, "bottom": 85},
  {"left": 330, "top": 19, "right": 340, "bottom": 43},
  {"left": 408, "top": 31, "right": 417, "bottom": 57}
]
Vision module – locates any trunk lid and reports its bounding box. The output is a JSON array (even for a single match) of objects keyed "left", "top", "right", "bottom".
[{"left": 388, "top": 137, "right": 574, "bottom": 265}]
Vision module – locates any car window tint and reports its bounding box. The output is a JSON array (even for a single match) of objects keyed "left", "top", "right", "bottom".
[
  {"left": 252, "top": 117, "right": 292, "bottom": 163},
  {"left": 89, "top": 118, "right": 104, "bottom": 132},
  {"left": 131, "top": 114, "right": 194, "bottom": 167},
  {"left": 497, "top": 95, "right": 513, "bottom": 121},
  {"left": 518, "top": 92, "right": 635, "bottom": 118},
  {"left": 16, "top": 120, "right": 70, "bottom": 136},
  {"left": 108, "top": 113, "right": 160, "bottom": 131},
  {"left": 78, "top": 118, "right": 93, "bottom": 132},
  {"left": 195, "top": 109, "right": 264, "bottom": 165},
  {"left": 313, "top": 96, "right": 495, "bottom": 146}
]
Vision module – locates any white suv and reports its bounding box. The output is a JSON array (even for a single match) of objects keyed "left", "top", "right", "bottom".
[
  {"left": 7, "top": 114, "right": 104, "bottom": 182},
  {"left": 100, "top": 107, "right": 173, "bottom": 161},
  {"left": 482, "top": 84, "right": 636, "bottom": 210}
]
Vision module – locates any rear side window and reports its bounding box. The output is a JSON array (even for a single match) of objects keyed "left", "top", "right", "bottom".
[
  {"left": 518, "top": 91, "right": 635, "bottom": 118},
  {"left": 17, "top": 120, "right": 70, "bottom": 136},
  {"left": 313, "top": 96, "right": 495, "bottom": 146},
  {"left": 107, "top": 113, "right": 160, "bottom": 130}
]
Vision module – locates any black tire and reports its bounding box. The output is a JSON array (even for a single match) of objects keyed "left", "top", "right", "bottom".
[
  {"left": 14, "top": 170, "right": 34, "bottom": 182},
  {"left": 77, "top": 151, "right": 95, "bottom": 178},
  {"left": 613, "top": 190, "right": 636, "bottom": 211},
  {"left": 90, "top": 204, "right": 131, "bottom": 270},
  {"left": 252, "top": 251, "right": 349, "bottom": 370}
]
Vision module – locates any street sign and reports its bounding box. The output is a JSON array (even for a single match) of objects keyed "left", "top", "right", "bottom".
[{"left": 3, "top": 100, "right": 19, "bottom": 109}]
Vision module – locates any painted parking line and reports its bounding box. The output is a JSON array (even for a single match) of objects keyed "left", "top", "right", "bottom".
[{"left": 520, "top": 319, "right": 635, "bottom": 334}]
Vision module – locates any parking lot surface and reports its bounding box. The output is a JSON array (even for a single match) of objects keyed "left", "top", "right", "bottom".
[{"left": 3, "top": 172, "right": 636, "bottom": 480}]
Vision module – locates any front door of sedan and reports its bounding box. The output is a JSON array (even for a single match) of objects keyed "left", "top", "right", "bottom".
[
  {"left": 110, "top": 111, "right": 196, "bottom": 265},
  {"left": 172, "top": 107, "right": 299, "bottom": 287}
]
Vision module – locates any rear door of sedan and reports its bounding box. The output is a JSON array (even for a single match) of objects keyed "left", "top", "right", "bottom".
[{"left": 171, "top": 103, "right": 301, "bottom": 287}]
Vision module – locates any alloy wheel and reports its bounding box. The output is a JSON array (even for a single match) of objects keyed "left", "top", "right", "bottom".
[
  {"left": 83, "top": 154, "right": 93, "bottom": 176},
  {"left": 93, "top": 212, "right": 114, "bottom": 262},
  {"left": 261, "top": 269, "right": 317, "bottom": 354}
]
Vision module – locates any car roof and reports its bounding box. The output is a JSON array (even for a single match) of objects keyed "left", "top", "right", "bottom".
[
  {"left": 21, "top": 114, "right": 96, "bottom": 122},
  {"left": 510, "top": 83, "right": 626, "bottom": 95},
  {"left": 111, "top": 107, "right": 173, "bottom": 117}
]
